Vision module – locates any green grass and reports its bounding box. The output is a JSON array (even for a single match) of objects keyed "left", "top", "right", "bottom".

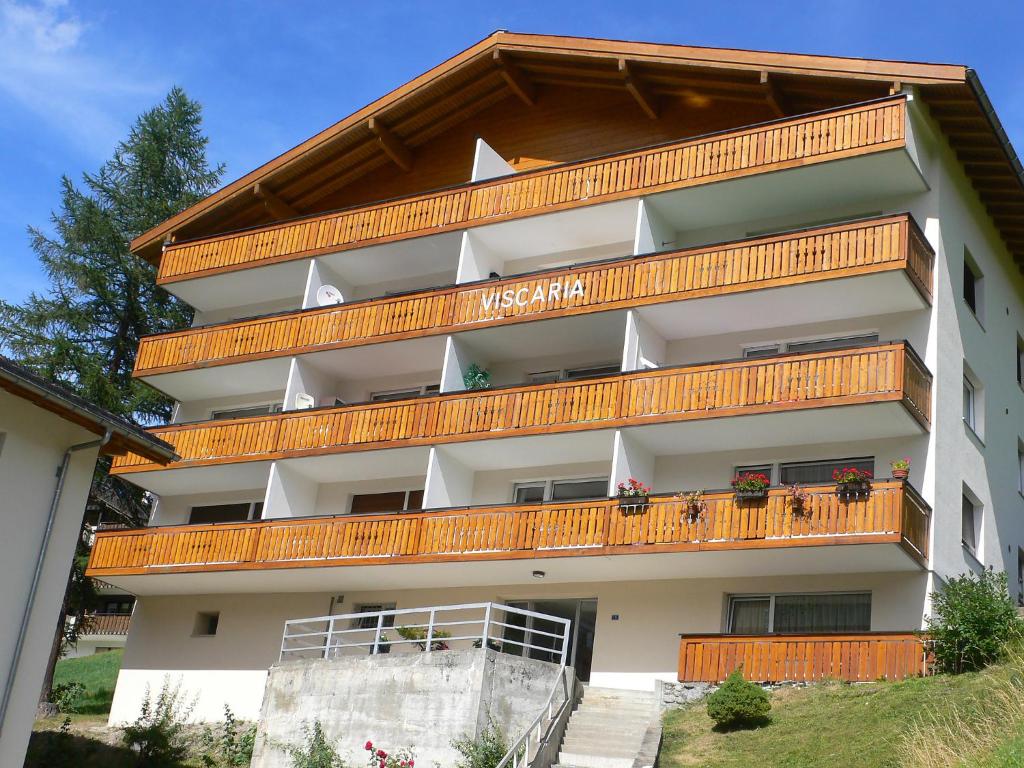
[
  {"left": 661, "top": 664, "right": 1022, "bottom": 768},
  {"left": 52, "top": 650, "right": 122, "bottom": 715}
]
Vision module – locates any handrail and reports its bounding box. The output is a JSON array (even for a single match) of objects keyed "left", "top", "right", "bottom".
[{"left": 497, "top": 665, "right": 576, "bottom": 768}]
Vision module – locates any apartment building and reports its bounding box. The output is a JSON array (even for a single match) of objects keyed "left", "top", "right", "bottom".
[{"left": 86, "top": 33, "right": 1024, "bottom": 723}]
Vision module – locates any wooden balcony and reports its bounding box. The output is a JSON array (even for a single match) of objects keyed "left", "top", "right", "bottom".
[
  {"left": 157, "top": 97, "right": 908, "bottom": 285},
  {"left": 86, "top": 480, "right": 928, "bottom": 578},
  {"left": 112, "top": 342, "right": 931, "bottom": 475},
  {"left": 678, "top": 631, "right": 929, "bottom": 683},
  {"left": 81, "top": 613, "right": 131, "bottom": 636},
  {"left": 135, "top": 213, "right": 933, "bottom": 377}
]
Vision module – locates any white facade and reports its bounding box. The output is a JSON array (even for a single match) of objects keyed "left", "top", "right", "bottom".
[{"left": 100, "top": 87, "right": 1024, "bottom": 726}]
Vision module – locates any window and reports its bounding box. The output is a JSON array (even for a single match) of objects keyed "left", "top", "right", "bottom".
[
  {"left": 779, "top": 457, "right": 873, "bottom": 485},
  {"left": 1018, "top": 441, "right": 1024, "bottom": 495},
  {"left": 512, "top": 477, "right": 610, "bottom": 504},
  {"left": 742, "top": 335, "right": 879, "bottom": 360},
  {"left": 963, "top": 250, "right": 983, "bottom": 319},
  {"left": 193, "top": 612, "right": 219, "bottom": 637},
  {"left": 1017, "top": 335, "right": 1024, "bottom": 388},
  {"left": 742, "top": 345, "right": 781, "bottom": 360},
  {"left": 349, "top": 490, "right": 423, "bottom": 515},
  {"left": 188, "top": 502, "right": 263, "bottom": 525},
  {"left": 962, "top": 492, "right": 981, "bottom": 555},
  {"left": 210, "top": 403, "right": 282, "bottom": 420},
  {"left": 369, "top": 385, "right": 439, "bottom": 402},
  {"left": 963, "top": 375, "right": 977, "bottom": 432},
  {"left": 727, "top": 593, "right": 871, "bottom": 634},
  {"left": 352, "top": 603, "right": 396, "bottom": 630},
  {"left": 102, "top": 599, "right": 133, "bottom": 615},
  {"left": 527, "top": 364, "right": 620, "bottom": 384}
]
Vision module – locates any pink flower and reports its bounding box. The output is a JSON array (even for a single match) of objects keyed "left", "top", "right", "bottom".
[
  {"left": 377, "top": 749, "right": 387, "bottom": 758},
  {"left": 365, "top": 741, "right": 374, "bottom": 751},
  {"left": 409, "top": 761, "right": 415, "bottom": 767}
]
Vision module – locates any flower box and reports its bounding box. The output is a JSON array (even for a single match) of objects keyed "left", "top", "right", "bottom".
[
  {"left": 892, "top": 468, "right": 909, "bottom": 480},
  {"left": 617, "top": 495, "right": 650, "bottom": 510},
  {"left": 836, "top": 480, "right": 872, "bottom": 497},
  {"left": 734, "top": 489, "right": 768, "bottom": 501}
]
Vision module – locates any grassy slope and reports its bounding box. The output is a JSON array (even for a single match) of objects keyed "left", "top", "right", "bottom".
[
  {"left": 52, "top": 649, "right": 122, "bottom": 715},
  {"left": 661, "top": 668, "right": 1020, "bottom": 768}
]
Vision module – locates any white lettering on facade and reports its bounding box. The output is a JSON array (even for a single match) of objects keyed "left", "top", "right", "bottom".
[{"left": 479, "top": 279, "right": 585, "bottom": 315}]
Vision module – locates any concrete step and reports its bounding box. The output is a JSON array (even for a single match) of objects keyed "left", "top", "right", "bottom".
[
  {"left": 556, "top": 752, "right": 636, "bottom": 768},
  {"left": 554, "top": 686, "right": 659, "bottom": 768},
  {"left": 560, "top": 739, "right": 645, "bottom": 755},
  {"left": 567, "top": 711, "right": 656, "bottom": 725}
]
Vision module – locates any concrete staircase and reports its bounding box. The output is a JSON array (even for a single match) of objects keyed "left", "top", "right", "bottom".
[{"left": 554, "top": 686, "right": 660, "bottom": 768}]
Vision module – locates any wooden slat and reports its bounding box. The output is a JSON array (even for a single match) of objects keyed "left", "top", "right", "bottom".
[
  {"left": 86, "top": 480, "right": 930, "bottom": 576},
  {"left": 114, "top": 343, "right": 929, "bottom": 473},
  {"left": 677, "top": 632, "right": 928, "bottom": 682},
  {"left": 157, "top": 98, "right": 908, "bottom": 283},
  {"left": 135, "top": 213, "right": 933, "bottom": 376}
]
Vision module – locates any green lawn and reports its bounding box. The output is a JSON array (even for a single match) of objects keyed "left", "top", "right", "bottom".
[
  {"left": 52, "top": 649, "right": 122, "bottom": 715},
  {"left": 661, "top": 660, "right": 1024, "bottom": 768}
]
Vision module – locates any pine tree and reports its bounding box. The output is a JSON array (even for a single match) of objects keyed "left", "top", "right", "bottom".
[{"left": 0, "top": 86, "right": 224, "bottom": 705}]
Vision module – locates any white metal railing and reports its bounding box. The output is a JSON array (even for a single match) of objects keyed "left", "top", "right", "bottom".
[
  {"left": 279, "top": 602, "right": 571, "bottom": 664},
  {"left": 497, "top": 665, "right": 577, "bottom": 768}
]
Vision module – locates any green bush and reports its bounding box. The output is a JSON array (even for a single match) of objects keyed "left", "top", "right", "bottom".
[
  {"left": 51, "top": 681, "right": 86, "bottom": 713},
  {"left": 705, "top": 670, "right": 771, "bottom": 728},
  {"left": 451, "top": 718, "right": 510, "bottom": 768},
  {"left": 928, "top": 568, "right": 1021, "bottom": 673},
  {"left": 199, "top": 704, "right": 256, "bottom": 767},
  {"left": 120, "top": 678, "right": 194, "bottom": 768},
  {"left": 463, "top": 363, "right": 491, "bottom": 390},
  {"left": 285, "top": 721, "right": 347, "bottom": 768}
]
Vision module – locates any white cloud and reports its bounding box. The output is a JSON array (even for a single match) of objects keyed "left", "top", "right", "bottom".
[{"left": 0, "top": 0, "right": 166, "bottom": 156}]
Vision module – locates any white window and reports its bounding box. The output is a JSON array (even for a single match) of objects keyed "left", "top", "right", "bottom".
[
  {"left": 964, "top": 248, "right": 983, "bottom": 321},
  {"left": 734, "top": 457, "right": 874, "bottom": 486},
  {"left": 370, "top": 384, "right": 439, "bottom": 402},
  {"left": 1017, "top": 335, "right": 1024, "bottom": 388},
  {"left": 352, "top": 603, "right": 396, "bottom": 630},
  {"left": 963, "top": 372, "right": 979, "bottom": 434},
  {"left": 1018, "top": 441, "right": 1024, "bottom": 495},
  {"left": 210, "top": 403, "right": 283, "bottom": 420},
  {"left": 734, "top": 464, "right": 774, "bottom": 483},
  {"left": 526, "top": 363, "right": 620, "bottom": 384},
  {"left": 742, "top": 334, "right": 879, "bottom": 359},
  {"left": 962, "top": 491, "right": 981, "bottom": 556},
  {"left": 727, "top": 592, "right": 871, "bottom": 634},
  {"left": 512, "top": 477, "right": 609, "bottom": 504}
]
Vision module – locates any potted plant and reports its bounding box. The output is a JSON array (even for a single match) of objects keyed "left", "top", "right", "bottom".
[
  {"left": 890, "top": 457, "right": 911, "bottom": 480},
  {"left": 676, "top": 489, "right": 707, "bottom": 522},
  {"left": 396, "top": 625, "right": 450, "bottom": 651},
  {"left": 788, "top": 483, "right": 809, "bottom": 513},
  {"left": 616, "top": 478, "right": 651, "bottom": 511},
  {"left": 833, "top": 466, "right": 873, "bottom": 497},
  {"left": 731, "top": 471, "right": 770, "bottom": 501}
]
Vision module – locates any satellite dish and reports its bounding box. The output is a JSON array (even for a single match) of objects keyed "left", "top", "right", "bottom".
[
  {"left": 316, "top": 284, "right": 344, "bottom": 306},
  {"left": 294, "top": 392, "right": 315, "bottom": 410}
]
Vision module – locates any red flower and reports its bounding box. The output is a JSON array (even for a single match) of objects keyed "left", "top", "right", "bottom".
[
  {"left": 365, "top": 741, "right": 374, "bottom": 751},
  {"left": 377, "top": 749, "right": 387, "bottom": 758},
  {"left": 409, "top": 761, "right": 415, "bottom": 767}
]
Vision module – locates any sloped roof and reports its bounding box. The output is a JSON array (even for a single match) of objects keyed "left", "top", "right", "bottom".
[
  {"left": 0, "top": 357, "right": 176, "bottom": 463},
  {"left": 131, "top": 31, "right": 1024, "bottom": 269}
]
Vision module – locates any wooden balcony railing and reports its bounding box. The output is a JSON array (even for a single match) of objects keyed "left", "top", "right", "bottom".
[
  {"left": 112, "top": 342, "right": 930, "bottom": 474},
  {"left": 81, "top": 613, "right": 131, "bottom": 636},
  {"left": 678, "top": 632, "right": 929, "bottom": 683},
  {"left": 158, "top": 97, "right": 908, "bottom": 284},
  {"left": 136, "top": 213, "right": 933, "bottom": 377},
  {"left": 86, "top": 480, "right": 928, "bottom": 577}
]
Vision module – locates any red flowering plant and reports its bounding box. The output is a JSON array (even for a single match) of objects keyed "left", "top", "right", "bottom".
[
  {"left": 731, "top": 472, "right": 770, "bottom": 493},
  {"left": 364, "top": 740, "right": 415, "bottom": 768},
  {"left": 832, "top": 467, "right": 873, "bottom": 484},
  {"left": 616, "top": 478, "right": 651, "bottom": 498}
]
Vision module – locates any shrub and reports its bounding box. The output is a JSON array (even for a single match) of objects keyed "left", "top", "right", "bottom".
[
  {"left": 463, "top": 364, "right": 491, "bottom": 390},
  {"left": 286, "top": 722, "right": 347, "bottom": 768},
  {"left": 451, "top": 719, "right": 510, "bottom": 768},
  {"left": 120, "top": 678, "right": 195, "bottom": 768},
  {"left": 199, "top": 704, "right": 256, "bottom": 767},
  {"left": 51, "top": 681, "right": 86, "bottom": 714},
  {"left": 705, "top": 670, "right": 771, "bottom": 728},
  {"left": 927, "top": 568, "right": 1020, "bottom": 673}
]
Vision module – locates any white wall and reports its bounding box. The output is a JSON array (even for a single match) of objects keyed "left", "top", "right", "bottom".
[{"left": 0, "top": 391, "right": 102, "bottom": 766}]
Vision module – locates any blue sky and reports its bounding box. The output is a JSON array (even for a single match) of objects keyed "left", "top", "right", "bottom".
[{"left": 1, "top": 0, "right": 1021, "bottom": 305}]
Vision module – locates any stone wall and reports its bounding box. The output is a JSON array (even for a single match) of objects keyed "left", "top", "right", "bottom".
[{"left": 250, "top": 649, "right": 565, "bottom": 768}]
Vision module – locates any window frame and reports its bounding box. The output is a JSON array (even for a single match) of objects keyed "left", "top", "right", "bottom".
[
  {"left": 188, "top": 501, "right": 263, "bottom": 525},
  {"left": 741, "top": 333, "right": 879, "bottom": 360},
  {"left": 963, "top": 373, "right": 978, "bottom": 434},
  {"left": 962, "top": 491, "right": 982, "bottom": 556},
  {"left": 963, "top": 248, "right": 984, "bottom": 322},
  {"left": 726, "top": 591, "right": 872, "bottom": 634},
  {"left": 209, "top": 402, "right": 283, "bottom": 421},
  {"left": 369, "top": 384, "right": 440, "bottom": 402},
  {"left": 348, "top": 489, "right": 423, "bottom": 515},
  {"left": 526, "top": 363, "right": 621, "bottom": 384},
  {"left": 512, "top": 476, "right": 610, "bottom": 504}
]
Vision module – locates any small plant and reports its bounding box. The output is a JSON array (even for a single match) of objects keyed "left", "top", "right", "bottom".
[
  {"left": 463, "top": 364, "right": 491, "bottom": 390},
  {"left": 705, "top": 670, "right": 771, "bottom": 729},
  {"left": 364, "top": 738, "right": 415, "bottom": 768},
  {"left": 120, "top": 678, "right": 195, "bottom": 768},
  {"left": 676, "top": 489, "right": 707, "bottom": 521},
  {"left": 890, "top": 457, "right": 911, "bottom": 478},
  {"left": 286, "top": 722, "right": 346, "bottom": 768},
  {"left": 451, "top": 719, "right": 510, "bottom": 768},
  {"left": 927, "top": 568, "right": 1021, "bottom": 674},
  {"left": 199, "top": 704, "right": 256, "bottom": 767},
  {"left": 396, "top": 624, "right": 451, "bottom": 651},
  {"left": 616, "top": 478, "right": 650, "bottom": 498},
  {"left": 51, "top": 681, "right": 85, "bottom": 714},
  {"left": 787, "top": 484, "right": 809, "bottom": 511}
]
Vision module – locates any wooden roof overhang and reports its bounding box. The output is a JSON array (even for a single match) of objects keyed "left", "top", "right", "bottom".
[{"left": 130, "top": 32, "right": 1024, "bottom": 272}]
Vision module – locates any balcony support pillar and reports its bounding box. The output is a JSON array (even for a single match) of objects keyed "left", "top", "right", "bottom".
[
  {"left": 633, "top": 198, "right": 676, "bottom": 256},
  {"left": 284, "top": 358, "right": 334, "bottom": 411},
  {"left": 422, "top": 446, "right": 474, "bottom": 510},
  {"left": 439, "top": 335, "right": 480, "bottom": 394},
  {"left": 302, "top": 258, "right": 353, "bottom": 310},
  {"left": 470, "top": 138, "right": 515, "bottom": 183},
  {"left": 621, "top": 309, "right": 665, "bottom": 372},
  {"left": 609, "top": 430, "right": 654, "bottom": 498},
  {"left": 263, "top": 461, "right": 318, "bottom": 519},
  {"left": 455, "top": 231, "right": 504, "bottom": 284}
]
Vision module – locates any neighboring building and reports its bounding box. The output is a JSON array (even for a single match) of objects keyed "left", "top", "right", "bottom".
[
  {"left": 64, "top": 579, "right": 135, "bottom": 658},
  {"left": 0, "top": 358, "right": 174, "bottom": 767},
  {"left": 86, "top": 33, "right": 1024, "bottom": 724}
]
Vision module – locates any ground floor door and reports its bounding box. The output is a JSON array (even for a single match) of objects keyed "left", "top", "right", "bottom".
[{"left": 504, "top": 598, "right": 597, "bottom": 682}]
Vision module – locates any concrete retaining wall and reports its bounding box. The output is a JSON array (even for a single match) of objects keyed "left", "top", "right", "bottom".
[{"left": 250, "top": 649, "right": 565, "bottom": 768}]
